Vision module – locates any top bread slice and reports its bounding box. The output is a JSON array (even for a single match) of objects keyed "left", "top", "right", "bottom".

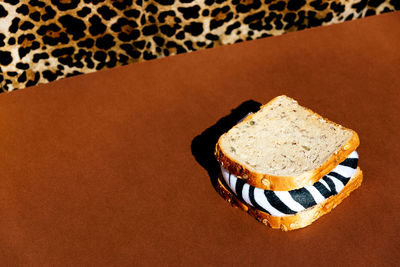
[{"left": 215, "top": 95, "right": 359, "bottom": 191}]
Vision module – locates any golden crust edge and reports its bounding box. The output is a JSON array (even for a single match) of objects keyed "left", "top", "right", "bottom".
[
  {"left": 215, "top": 167, "right": 363, "bottom": 231},
  {"left": 215, "top": 95, "right": 360, "bottom": 191}
]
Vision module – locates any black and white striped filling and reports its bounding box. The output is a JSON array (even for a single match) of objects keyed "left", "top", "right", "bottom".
[{"left": 221, "top": 151, "right": 359, "bottom": 216}]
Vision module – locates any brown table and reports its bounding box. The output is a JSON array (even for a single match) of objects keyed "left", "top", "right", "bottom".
[{"left": 0, "top": 11, "right": 399, "bottom": 266}]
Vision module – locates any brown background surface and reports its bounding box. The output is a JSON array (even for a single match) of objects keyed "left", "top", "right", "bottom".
[{"left": 0, "top": 11, "right": 399, "bottom": 266}]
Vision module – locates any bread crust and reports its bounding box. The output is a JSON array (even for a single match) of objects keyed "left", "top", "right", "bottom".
[
  {"left": 215, "top": 95, "right": 360, "bottom": 191},
  {"left": 215, "top": 167, "right": 363, "bottom": 231}
]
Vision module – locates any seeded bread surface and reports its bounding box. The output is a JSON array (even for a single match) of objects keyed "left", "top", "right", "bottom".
[{"left": 215, "top": 95, "right": 359, "bottom": 191}]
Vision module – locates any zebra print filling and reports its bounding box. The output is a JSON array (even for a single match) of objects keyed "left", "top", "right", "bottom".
[{"left": 221, "top": 151, "right": 359, "bottom": 216}]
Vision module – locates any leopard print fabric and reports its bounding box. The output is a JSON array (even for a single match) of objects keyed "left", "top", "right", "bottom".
[{"left": 0, "top": 0, "right": 398, "bottom": 92}]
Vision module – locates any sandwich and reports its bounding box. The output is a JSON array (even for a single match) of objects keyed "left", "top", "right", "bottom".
[{"left": 214, "top": 95, "right": 362, "bottom": 231}]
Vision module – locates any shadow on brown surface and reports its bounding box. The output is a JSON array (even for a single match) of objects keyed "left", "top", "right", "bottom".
[{"left": 191, "top": 100, "right": 261, "bottom": 190}]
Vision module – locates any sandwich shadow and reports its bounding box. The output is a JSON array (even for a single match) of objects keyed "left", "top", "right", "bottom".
[{"left": 191, "top": 100, "right": 261, "bottom": 191}]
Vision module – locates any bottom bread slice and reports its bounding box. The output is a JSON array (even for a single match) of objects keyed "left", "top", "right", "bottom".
[{"left": 216, "top": 167, "right": 363, "bottom": 231}]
